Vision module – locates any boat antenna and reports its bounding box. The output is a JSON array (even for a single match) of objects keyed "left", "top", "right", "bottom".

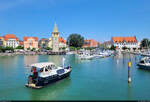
[{"left": 63, "top": 57, "right": 65, "bottom": 68}]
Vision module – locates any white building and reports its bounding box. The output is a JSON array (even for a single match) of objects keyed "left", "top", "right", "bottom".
[
  {"left": 111, "top": 36, "right": 139, "bottom": 50},
  {"left": 59, "top": 37, "right": 66, "bottom": 48},
  {"left": 3, "top": 34, "right": 19, "bottom": 48}
]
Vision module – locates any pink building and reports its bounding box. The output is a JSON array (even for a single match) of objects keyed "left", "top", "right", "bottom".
[{"left": 24, "top": 37, "right": 38, "bottom": 50}]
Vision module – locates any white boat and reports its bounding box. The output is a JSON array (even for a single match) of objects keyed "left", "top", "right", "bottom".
[
  {"left": 25, "top": 60, "right": 72, "bottom": 89},
  {"left": 137, "top": 57, "right": 150, "bottom": 70},
  {"left": 78, "top": 53, "right": 94, "bottom": 60},
  {"left": 66, "top": 51, "right": 74, "bottom": 55},
  {"left": 93, "top": 54, "right": 103, "bottom": 58}
]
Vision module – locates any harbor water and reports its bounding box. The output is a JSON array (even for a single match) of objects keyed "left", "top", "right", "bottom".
[{"left": 0, "top": 54, "right": 150, "bottom": 100}]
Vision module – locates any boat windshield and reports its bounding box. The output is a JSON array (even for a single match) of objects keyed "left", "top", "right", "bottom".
[
  {"left": 145, "top": 59, "right": 150, "bottom": 63},
  {"left": 51, "top": 64, "right": 57, "bottom": 70}
]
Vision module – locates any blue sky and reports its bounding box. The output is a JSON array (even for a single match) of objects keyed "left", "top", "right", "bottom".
[{"left": 0, "top": 0, "right": 150, "bottom": 42}]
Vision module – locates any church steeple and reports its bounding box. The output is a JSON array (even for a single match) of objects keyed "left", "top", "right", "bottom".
[{"left": 53, "top": 21, "right": 58, "bottom": 32}]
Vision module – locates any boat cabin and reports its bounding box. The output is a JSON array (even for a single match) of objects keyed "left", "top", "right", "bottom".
[{"left": 30, "top": 62, "right": 58, "bottom": 77}]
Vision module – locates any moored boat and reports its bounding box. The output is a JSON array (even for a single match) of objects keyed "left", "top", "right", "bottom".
[
  {"left": 137, "top": 57, "right": 150, "bottom": 70},
  {"left": 25, "top": 61, "right": 72, "bottom": 89}
]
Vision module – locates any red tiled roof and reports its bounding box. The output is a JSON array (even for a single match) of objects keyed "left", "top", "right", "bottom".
[
  {"left": 0, "top": 36, "right": 4, "bottom": 39},
  {"left": 40, "top": 38, "right": 49, "bottom": 41},
  {"left": 4, "top": 34, "right": 19, "bottom": 41},
  {"left": 82, "top": 39, "right": 99, "bottom": 48},
  {"left": 59, "top": 37, "right": 66, "bottom": 43},
  {"left": 112, "top": 37, "right": 137, "bottom": 43},
  {"left": 24, "top": 37, "right": 38, "bottom": 41}
]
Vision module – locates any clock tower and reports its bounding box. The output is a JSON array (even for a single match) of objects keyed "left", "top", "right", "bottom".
[{"left": 52, "top": 22, "right": 59, "bottom": 52}]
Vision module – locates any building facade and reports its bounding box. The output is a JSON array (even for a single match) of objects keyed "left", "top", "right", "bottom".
[
  {"left": 0, "top": 37, "right": 4, "bottom": 46},
  {"left": 111, "top": 36, "right": 138, "bottom": 50},
  {"left": 19, "top": 41, "right": 24, "bottom": 47},
  {"left": 59, "top": 37, "right": 66, "bottom": 48},
  {"left": 103, "top": 41, "right": 111, "bottom": 49},
  {"left": 52, "top": 22, "right": 59, "bottom": 52},
  {"left": 82, "top": 39, "right": 99, "bottom": 48},
  {"left": 39, "top": 38, "right": 49, "bottom": 49},
  {"left": 24, "top": 37, "right": 38, "bottom": 50},
  {"left": 48, "top": 37, "right": 52, "bottom": 48},
  {"left": 3, "top": 34, "right": 19, "bottom": 48}
]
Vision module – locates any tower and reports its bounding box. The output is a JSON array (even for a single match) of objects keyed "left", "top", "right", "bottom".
[{"left": 52, "top": 22, "right": 59, "bottom": 52}]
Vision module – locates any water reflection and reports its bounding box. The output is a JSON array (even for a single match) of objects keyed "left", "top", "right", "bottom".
[
  {"left": 0, "top": 56, "right": 18, "bottom": 68},
  {"left": 47, "top": 55, "right": 65, "bottom": 66},
  {"left": 27, "top": 77, "right": 72, "bottom": 100},
  {"left": 24, "top": 55, "right": 38, "bottom": 67}
]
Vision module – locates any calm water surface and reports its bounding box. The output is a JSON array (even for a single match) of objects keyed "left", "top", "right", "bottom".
[{"left": 0, "top": 54, "right": 150, "bottom": 100}]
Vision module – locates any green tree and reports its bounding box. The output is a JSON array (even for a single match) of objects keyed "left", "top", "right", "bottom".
[
  {"left": 31, "top": 48, "right": 36, "bottom": 51},
  {"left": 46, "top": 47, "right": 52, "bottom": 50},
  {"left": 110, "top": 45, "right": 116, "bottom": 50},
  {"left": 27, "top": 47, "right": 30, "bottom": 50},
  {"left": 67, "top": 34, "right": 84, "bottom": 48},
  {"left": 16, "top": 46, "right": 24, "bottom": 49},
  {"left": 0, "top": 46, "right": 5, "bottom": 52},
  {"left": 5, "top": 46, "right": 14, "bottom": 52},
  {"left": 69, "top": 46, "right": 76, "bottom": 51},
  {"left": 140, "top": 38, "right": 150, "bottom": 48}
]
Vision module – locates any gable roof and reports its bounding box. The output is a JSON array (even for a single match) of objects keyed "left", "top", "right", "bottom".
[
  {"left": 112, "top": 37, "right": 137, "bottom": 43},
  {"left": 4, "top": 34, "right": 19, "bottom": 41},
  {"left": 24, "top": 37, "right": 38, "bottom": 41}
]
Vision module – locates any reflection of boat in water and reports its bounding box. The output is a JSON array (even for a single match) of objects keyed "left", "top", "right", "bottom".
[
  {"left": 28, "top": 77, "right": 72, "bottom": 100},
  {"left": 137, "top": 57, "right": 150, "bottom": 69},
  {"left": 25, "top": 61, "right": 72, "bottom": 89}
]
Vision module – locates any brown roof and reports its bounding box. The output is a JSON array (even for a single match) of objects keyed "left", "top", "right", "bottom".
[
  {"left": 4, "top": 34, "right": 19, "bottom": 41},
  {"left": 24, "top": 37, "right": 38, "bottom": 41},
  {"left": 112, "top": 37, "right": 137, "bottom": 43}
]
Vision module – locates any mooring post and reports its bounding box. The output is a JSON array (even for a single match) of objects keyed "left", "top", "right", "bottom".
[{"left": 128, "top": 59, "right": 131, "bottom": 83}]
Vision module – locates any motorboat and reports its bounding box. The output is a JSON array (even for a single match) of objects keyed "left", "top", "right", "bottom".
[
  {"left": 93, "top": 54, "right": 103, "bottom": 58},
  {"left": 66, "top": 51, "right": 74, "bottom": 55},
  {"left": 137, "top": 57, "right": 150, "bottom": 69},
  {"left": 78, "top": 52, "right": 94, "bottom": 60},
  {"left": 25, "top": 60, "right": 72, "bottom": 89}
]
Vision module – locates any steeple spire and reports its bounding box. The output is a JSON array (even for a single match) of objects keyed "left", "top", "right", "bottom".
[{"left": 53, "top": 21, "right": 58, "bottom": 32}]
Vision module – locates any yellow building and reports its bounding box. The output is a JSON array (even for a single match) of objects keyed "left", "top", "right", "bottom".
[
  {"left": 48, "top": 37, "right": 52, "bottom": 48},
  {"left": 0, "top": 36, "right": 5, "bottom": 46}
]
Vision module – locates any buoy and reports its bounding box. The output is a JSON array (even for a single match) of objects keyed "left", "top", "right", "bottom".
[
  {"left": 128, "top": 61, "right": 131, "bottom": 83},
  {"left": 128, "top": 77, "right": 131, "bottom": 83}
]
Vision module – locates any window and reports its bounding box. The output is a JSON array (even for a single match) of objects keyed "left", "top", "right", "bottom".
[
  {"left": 45, "top": 68, "right": 48, "bottom": 72},
  {"left": 39, "top": 68, "right": 43, "bottom": 72}
]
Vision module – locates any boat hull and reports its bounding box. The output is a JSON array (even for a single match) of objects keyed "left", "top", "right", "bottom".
[
  {"left": 26, "top": 70, "right": 71, "bottom": 89},
  {"left": 137, "top": 64, "right": 150, "bottom": 70}
]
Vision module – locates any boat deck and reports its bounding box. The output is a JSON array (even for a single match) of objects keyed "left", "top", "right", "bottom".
[{"left": 25, "top": 84, "right": 43, "bottom": 89}]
